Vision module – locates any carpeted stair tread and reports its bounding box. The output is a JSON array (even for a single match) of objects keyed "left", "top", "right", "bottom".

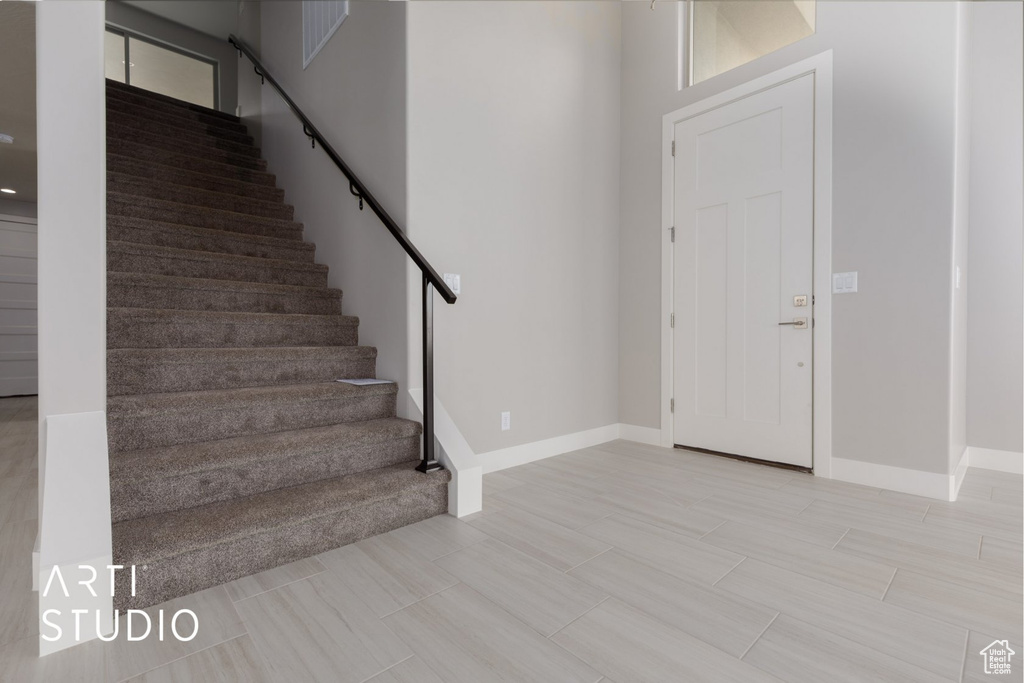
[
  {"left": 107, "top": 80, "right": 243, "bottom": 124},
  {"left": 108, "top": 154, "right": 285, "bottom": 203},
  {"left": 108, "top": 345, "right": 375, "bottom": 395},
  {"left": 105, "top": 84, "right": 447, "bottom": 609},
  {"left": 108, "top": 240, "right": 327, "bottom": 287},
  {"left": 111, "top": 462, "right": 449, "bottom": 609},
  {"left": 106, "top": 380, "right": 398, "bottom": 453},
  {"left": 109, "top": 418, "right": 421, "bottom": 521},
  {"left": 108, "top": 139, "right": 276, "bottom": 186},
  {"left": 106, "top": 124, "right": 265, "bottom": 170},
  {"left": 105, "top": 94, "right": 249, "bottom": 137},
  {"left": 108, "top": 308, "right": 359, "bottom": 349},
  {"left": 107, "top": 173, "right": 294, "bottom": 221},
  {"left": 108, "top": 215, "right": 315, "bottom": 263},
  {"left": 107, "top": 107, "right": 254, "bottom": 146},
  {"left": 107, "top": 271, "right": 342, "bottom": 315},
  {"left": 107, "top": 116, "right": 259, "bottom": 159},
  {"left": 107, "top": 105, "right": 254, "bottom": 144},
  {"left": 108, "top": 192, "right": 303, "bottom": 240}
]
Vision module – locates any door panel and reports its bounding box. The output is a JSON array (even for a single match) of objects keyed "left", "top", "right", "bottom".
[{"left": 673, "top": 74, "right": 814, "bottom": 467}]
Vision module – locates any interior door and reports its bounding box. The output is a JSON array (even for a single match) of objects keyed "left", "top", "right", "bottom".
[
  {"left": 0, "top": 214, "right": 37, "bottom": 396},
  {"left": 672, "top": 74, "right": 814, "bottom": 467}
]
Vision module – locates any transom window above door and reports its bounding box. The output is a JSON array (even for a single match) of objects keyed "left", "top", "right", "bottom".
[{"left": 685, "top": 0, "right": 816, "bottom": 86}]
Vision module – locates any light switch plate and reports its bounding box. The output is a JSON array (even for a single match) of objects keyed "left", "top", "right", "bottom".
[
  {"left": 832, "top": 271, "right": 858, "bottom": 294},
  {"left": 443, "top": 273, "right": 461, "bottom": 295},
  {"left": 501, "top": 411, "right": 511, "bottom": 431}
]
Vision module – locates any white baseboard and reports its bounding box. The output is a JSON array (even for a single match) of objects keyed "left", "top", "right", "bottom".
[
  {"left": 479, "top": 423, "right": 667, "bottom": 473},
  {"left": 830, "top": 456, "right": 957, "bottom": 501},
  {"left": 967, "top": 446, "right": 1024, "bottom": 474},
  {"left": 479, "top": 424, "right": 621, "bottom": 474},
  {"left": 617, "top": 423, "right": 662, "bottom": 446}
]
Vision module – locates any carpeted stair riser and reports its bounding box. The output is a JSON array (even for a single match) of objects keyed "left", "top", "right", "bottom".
[
  {"left": 108, "top": 272, "right": 342, "bottom": 317},
  {"left": 108, "top": 308, "right": 359, "bottom": 349},
  {"left": 107, "top": 216, "right": 315, "bottom": 263},
  {"left": 108, "top": 346, "right": 374, "bottom": 395},
  {"left": 105, "top": 95, "right": 250, "bottom": 139},
  {"left": 108, "top": 172, "right": 294, "bottom": 221},
  {"left": 106, "top": 83, "right": 244, "bottom": 125},
  {"left": 107, "top": 125, "right": 266, "bottom": 170},
  {"left": 109, "top": 418, "right": 421, "bottom": 521},
  {"left": 112, "top": 464, "right": 450, "bottom": 610},
  {"left": 108, "top": 242, "right": 328, "bottom": 288},
  {"left": 108, "top": 139, "right": 276, "bottom": 187},
  {"left": 107, "top": 381, "right": 399, "bottom": 452},
  {"left": 107, "top": 107, "right": 254, "bottom": 146},
  {"left": 108, "top": 194, "right": 303, "bottom": 241},
  {"left": 107, "top": 117, "right": 259, "bottom": 160},
  {"left": 108, "top": 154, "right": 285, "bottom": 203}
]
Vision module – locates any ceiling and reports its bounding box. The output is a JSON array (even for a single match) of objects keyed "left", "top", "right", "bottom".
[
  {"left": 0, "top": 1, "right": 37, "bottom": 203},
  {"left": 121, "top": 1, "right": 240, "bottom": 40}
]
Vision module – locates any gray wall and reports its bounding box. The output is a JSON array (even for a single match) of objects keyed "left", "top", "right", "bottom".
[
  {"left": 967, "top": 2, "right": 1024, "bottom": 455},
  {"left": 105, "top": 0, "right": 238, "bottom": 114},
  {"left": 407, "top": 1, "right": 622, "bottom": 457},
  {"left": 0, "top": 198, "right": 37, "bottom": 219},
  {"left": 620, "top": 1, "right": 962, "bottom": 474},
  {"left": 256, "top": 1, "right": 411, "bottom": 413}
]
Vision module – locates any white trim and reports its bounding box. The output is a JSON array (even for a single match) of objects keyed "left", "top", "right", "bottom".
[
  {"left": 831, "top": 456, "right": 958, "bottom": 502},
  {"left": 661, "top": 51, "right": 834, "bottom": 475},
  {"left": 951, "top": 446, "right": 970, "bottom": 500},
  {"left": 408, "top": 389, "right": 482, "bottom": 518},
  {"left": 618, "top": 423, "right": 663, "bottom": 446},
  {"left": 967, "top": 446, "right": 1024, "bottom": 475},
  {"left": 480, "top": 424, "right": 621, "bottom": 474}
]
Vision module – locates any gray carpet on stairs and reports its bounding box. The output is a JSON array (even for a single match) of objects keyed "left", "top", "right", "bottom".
[{"left": 105, "top": 79, "right": 448, "bottom": 610}]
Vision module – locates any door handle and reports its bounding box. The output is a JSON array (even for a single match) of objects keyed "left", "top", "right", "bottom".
[{"left": 779, "top": 318, "right": 808, "bottom": 328}]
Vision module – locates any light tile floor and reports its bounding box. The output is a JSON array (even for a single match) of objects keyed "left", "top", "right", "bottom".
[{"left": 1, "top": 396, "right": 1021, "bottom": 682}]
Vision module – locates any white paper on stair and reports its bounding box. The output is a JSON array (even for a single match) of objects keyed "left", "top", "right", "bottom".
[{"left": 335, "top": 378, "right": 395, "bottom": 385}]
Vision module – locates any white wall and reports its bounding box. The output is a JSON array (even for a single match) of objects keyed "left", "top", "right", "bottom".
[
  {"left": 235, "top": 0, "right": 261, "bottom": 146},
  {"left": 407, "top": 1, "right": 622, "bottom": 459},
  {"left": 620, "top": 1, "right": 962, "bottom": 475},
  {"left": 256, "top": 1, "right": 411, "bottom": 411},
  {"left": 967, "top": 1, "right": 1024, "bottom": 456}
]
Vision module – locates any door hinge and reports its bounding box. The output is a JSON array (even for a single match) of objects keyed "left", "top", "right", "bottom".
[
  {"left": 669, "top": 226, "right": 675, "bottom": 242},
  {"left": 671, "top": 140, "right": 676, "bottom": 156},
  {"left": 670, "top": 313, "right": 675, "bottom": 328},
  {"left": 670, "top": 398, "right": 675, "bottom": 413}
]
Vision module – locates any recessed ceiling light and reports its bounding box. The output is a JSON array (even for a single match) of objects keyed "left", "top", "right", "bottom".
[
  {"left": 0, "top": 134, "right": 13, "bottom": 144},
  {"left": 0, "top": 189, "right": 16, "bottom": 194}
]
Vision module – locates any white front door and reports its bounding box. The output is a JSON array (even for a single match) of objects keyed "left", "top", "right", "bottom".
[{"left": 672, "top": 74, "right": 814, "bottom": 468}]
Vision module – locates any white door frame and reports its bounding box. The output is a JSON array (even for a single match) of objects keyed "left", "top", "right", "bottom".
[{"left": 661, "top": 51, "right": 834, "bottom": 477}]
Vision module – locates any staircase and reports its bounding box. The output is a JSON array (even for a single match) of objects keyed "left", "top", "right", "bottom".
[{"left": 104, "top": 80, "right": 450, "bottom": 610}]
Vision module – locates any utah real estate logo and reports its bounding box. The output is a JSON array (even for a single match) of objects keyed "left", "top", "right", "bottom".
[{"left": 980, "top": 640, "right": 1015, "bottom": 676}]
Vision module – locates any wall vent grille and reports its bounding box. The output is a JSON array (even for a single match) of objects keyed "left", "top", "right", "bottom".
[{"left": 302, "top": 0, "right": 348, "bottom": 69}]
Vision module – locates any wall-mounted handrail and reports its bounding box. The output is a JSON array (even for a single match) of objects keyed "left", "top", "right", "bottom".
[{"left": 229, "top": 34, "right": 453, "bottom": 473}]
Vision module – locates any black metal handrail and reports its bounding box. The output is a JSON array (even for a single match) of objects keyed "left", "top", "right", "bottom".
[{"left": 229, "top": 35, "right": 454, "bottom": 473}]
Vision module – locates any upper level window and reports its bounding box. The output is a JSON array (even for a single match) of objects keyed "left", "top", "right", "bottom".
[
  {"left": 104, "top": 28, "right": 217, "bottom": 109},
  {"left": 687, "top": 0, "right": 815, "bottom": 86},
  {"left": 302, "top": 0, "right": 349, "bottom": 69}
]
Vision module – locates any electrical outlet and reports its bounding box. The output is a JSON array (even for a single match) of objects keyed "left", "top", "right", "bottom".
[
  {"left": 501, "top": 411, "right": 511, "bottom": 431},
  {"left": 443, "top": 273, "right": 461, "bottom": 295}
]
